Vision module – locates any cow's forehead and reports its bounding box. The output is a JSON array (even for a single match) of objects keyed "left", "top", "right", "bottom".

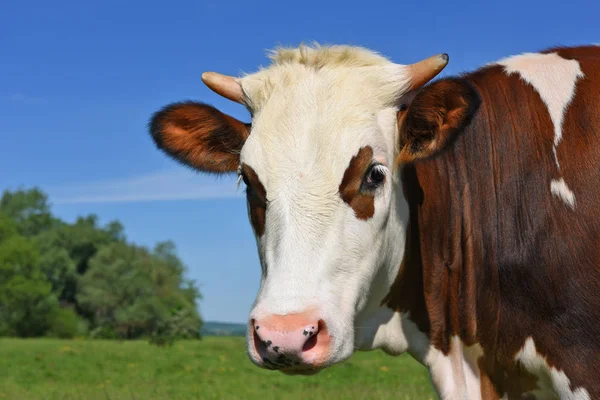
[
  {"left": 238, "top": 45, "right": 408, "bottom": 193},
  {"left": 239, "top": 44, "right": 408, "bottom": 111},
  {"left": 239, "top": 84, "right": 394, "bottom": 197}
]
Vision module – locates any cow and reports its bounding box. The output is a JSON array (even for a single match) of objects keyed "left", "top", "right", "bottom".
[{"left": 148, "top": 43, "right": 600, "bottom": 399}]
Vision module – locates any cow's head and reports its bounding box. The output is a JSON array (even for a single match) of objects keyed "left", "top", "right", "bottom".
[{"left": 149, "top": 45, "right": 447, "bottom": 373}]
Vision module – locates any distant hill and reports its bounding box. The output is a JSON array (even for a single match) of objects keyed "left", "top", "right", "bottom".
[{"left": 201, "top": 321, "right": 247, "bottom": 337}]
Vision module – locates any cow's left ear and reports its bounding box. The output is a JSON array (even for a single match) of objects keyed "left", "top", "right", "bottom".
[{"left": 397, "top": 78, "right": 479, "bottom": 164}]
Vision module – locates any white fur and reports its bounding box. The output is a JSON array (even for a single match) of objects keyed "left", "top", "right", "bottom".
[
  {"left": 355, "top": 310, "right": 499, "bottom": 400},
  {"left": 551, "top": 178, "right": 576, "bottom": 209},
  {"left": 237, "top": 44, "right": 414, "bottom": 366},
  {"left": 424, "top": 337, "right": 484, "bottom": 400},
  {"left": 497, "top": 52, "right": 583, "bottom": 210},
  {"left": 355, "top": 309, "right": 430, "bottom": 360},
  {"left": 241, "top": 44, "right": 412, "bottom": 112},
  {"left": 515, "top": 337, "right": 590, "bottom": 399},
  {"left": 497, "top": 52, "right": 583, "bottom": 153}
]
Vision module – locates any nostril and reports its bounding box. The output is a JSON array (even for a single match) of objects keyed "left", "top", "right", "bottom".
[
  {"left": 302, "top": 334, "right": 317, "bottom": 352},
  {"left": 302, "top": 319, "right": 325, "bottom": 352}
]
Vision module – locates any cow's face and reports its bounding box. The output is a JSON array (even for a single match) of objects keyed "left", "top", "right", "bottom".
[{"left": 149, "top": 45, "right": 447, "bottom": 373}]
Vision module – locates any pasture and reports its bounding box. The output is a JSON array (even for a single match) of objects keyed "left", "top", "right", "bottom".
[{"left": 0, "top": 337, "right": 436, "bottom": 399}]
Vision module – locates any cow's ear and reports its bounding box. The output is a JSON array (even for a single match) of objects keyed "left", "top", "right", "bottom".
[
  {"left": 149, "top": 101, "right": 250, "bottom": 173},
  {"left": 397, "top": 79, "right": 479, "bottom": 164}
]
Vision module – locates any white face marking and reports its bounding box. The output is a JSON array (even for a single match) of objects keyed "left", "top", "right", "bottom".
[
  {"left": 550, "top": 178, "right": 576, "bottom": 209},
  {"left": 496, "top": 52, "right": 584, "bottom": 210},
  {"left": 515, "top": 337, "right": 590, "bottom": 400},
  {"left": 424, "top": 336, "right": 484, "bottom": 400},
  {"left": 236, "top": 45, "right": 415, "bottom": 366}
]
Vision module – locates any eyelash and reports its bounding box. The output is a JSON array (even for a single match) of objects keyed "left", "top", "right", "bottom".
[
  {"left": 236, "top": 168, "right": 244, "bottom": 190},
  {"left": 237, "top": 169, "right": 257, "bottom": 199},
  {"left": 361, "top": 163, "right": 387, "bottom": 192}
]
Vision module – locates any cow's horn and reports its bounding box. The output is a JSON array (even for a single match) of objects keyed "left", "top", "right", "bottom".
[
  {"left": 201, "top": 72, "right": 244, "bottom": 104},
  {"left": 407, "top": 53, "right": 449, "bottom": 90}
]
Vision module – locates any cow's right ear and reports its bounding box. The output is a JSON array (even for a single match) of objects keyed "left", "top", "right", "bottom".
[
  {"left": 397, "top": 79, "right": 479, "bottom": 164},
  {"left": 149, "top": 101, "right": 250, "bottom": 173}
]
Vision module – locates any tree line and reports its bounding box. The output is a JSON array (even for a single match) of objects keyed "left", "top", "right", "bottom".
[{"left": 0, "top": 188, "right": 202, "bottom": 344}]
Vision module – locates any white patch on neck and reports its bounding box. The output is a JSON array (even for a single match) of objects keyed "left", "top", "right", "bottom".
[
  {"left": 497, "top": 52, "right": 583, "bottom": 153},
  {"left": 550, "top": 178, "right": 576, "bottom": 209},
  {"left": 424, "top": 336, "right": 484, "bottom": 399},
  {"left": 356, "top": 309, "right": 430, "bottom": 360},
  {"left": 496, "top": 52, "right": 583, "bottom": 210},
  {"left": 515, "top": 337, "right": 590, "bottom": 400}
]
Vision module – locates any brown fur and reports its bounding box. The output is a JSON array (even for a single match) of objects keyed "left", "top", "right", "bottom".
[
  {"left": 389, "top": 45, "right": 600, "bottom": 397},
  {"left": 339, "top": 146, "right": 376, "bottom": 220},
  {"left": 383, "top": 166, "right": 430, "bottom": 335},
  {"left": 397, "top": 79, "right": 480, "bottom": 165},
  {"left": 477, "top": 355, "right": 541, "bottom": 399},
  {"left": 241, "top": 164, "right": 267, "bottom": 237},
  {"left": 149, "top": 101, "right": 250, "bottom": 173}
]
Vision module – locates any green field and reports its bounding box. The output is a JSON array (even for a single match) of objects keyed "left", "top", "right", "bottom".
[{"left": 0, "top": 337, "right": 436, "bottom": 399}]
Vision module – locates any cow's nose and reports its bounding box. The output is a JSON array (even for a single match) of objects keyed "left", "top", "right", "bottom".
[{"left": 251, "top": 312, "right": 330, "bottom": 370}]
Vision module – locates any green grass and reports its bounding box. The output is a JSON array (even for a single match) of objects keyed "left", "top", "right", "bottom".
[{"left": 0, "top": 337, "right": 436, "bottom": 399}]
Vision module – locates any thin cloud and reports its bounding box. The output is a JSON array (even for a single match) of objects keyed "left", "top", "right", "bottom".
[{"left": 48, "top": 169, "right": 244, "bottom": 205}]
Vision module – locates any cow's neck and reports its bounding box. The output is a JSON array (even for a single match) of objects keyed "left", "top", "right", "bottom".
[
  {"left": 383, "top": 160, "right": 504, "bottom": 399},
  {"left": 358, "top": 110, "right": 506, "bottom": 398},
  {"left": 388, "top": 100, "right": 558, "bottom": 399}
]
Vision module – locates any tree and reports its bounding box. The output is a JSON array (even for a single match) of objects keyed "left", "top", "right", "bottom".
[
  {"left": 35, "top": 231, "right": 76, "bottom": 300},
  {"left": 0, "top": 214, "right": 58, "bottom": 337},
  {"left": 77, "top": 241, "right": 202, "bottom": 341},
  {"left": 0, "top": 187, "right": 203, "bottom": 341},
  {"left": 40, "top": 214, "right": 118, "bottom": 311},
  {"left": 0, "top": 188, "right": 53, "bottom": 237}
]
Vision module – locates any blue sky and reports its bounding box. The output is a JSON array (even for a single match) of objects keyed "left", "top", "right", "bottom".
[{"left": 1, "top": 0, "right": 597, "bottom": 323}]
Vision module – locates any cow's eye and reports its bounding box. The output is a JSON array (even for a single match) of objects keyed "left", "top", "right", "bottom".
[{"left": 361, "top": 163, "right": 387, "bottom": 191}]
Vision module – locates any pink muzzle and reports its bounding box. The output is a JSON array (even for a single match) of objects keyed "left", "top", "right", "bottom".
[{"left": 250, "top": 311, "right": 331, "bottom": 371}]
